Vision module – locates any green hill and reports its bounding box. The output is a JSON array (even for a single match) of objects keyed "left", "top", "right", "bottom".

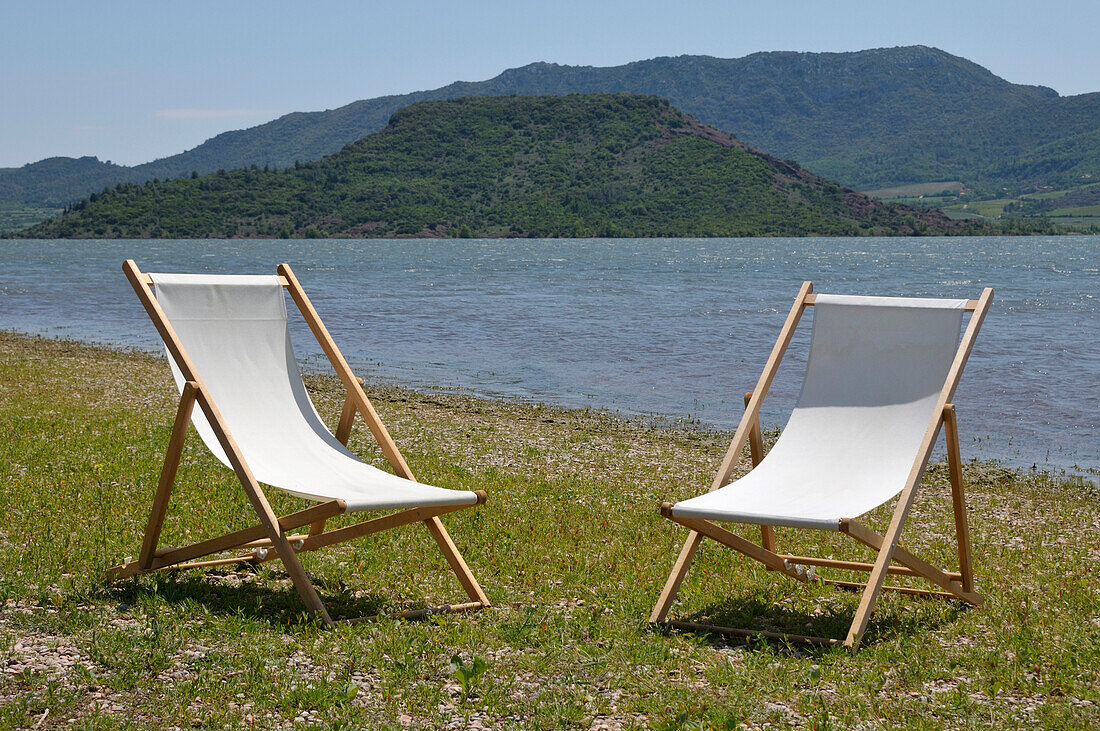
[
  {"left": 0, "top": 156, "right": 146, "bottom": 230},
  {"left": 3, "top": 45, "right": 1097, "bottom": 230},
  {"left": 0, "top": 156, "right": 141, "bottom": 206},
  {"left": 21, "top": 95, "right": 982, "bottom": 239}
]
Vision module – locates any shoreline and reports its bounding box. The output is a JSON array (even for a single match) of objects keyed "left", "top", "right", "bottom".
[
  {"left": 4, "top": 227, "right": 1093, "bottom": 240},
  {"left": 4, "top": 326, "right": 1096, "bottom": 479}
]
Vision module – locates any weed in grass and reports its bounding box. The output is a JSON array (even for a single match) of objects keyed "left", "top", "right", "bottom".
[{"left": 449, "top": 653, "right": 488, "bottom": 701}]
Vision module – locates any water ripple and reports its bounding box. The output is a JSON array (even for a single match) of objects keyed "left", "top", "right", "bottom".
[{"left": 0, "top": 235, "right": 1096, "bottom": 472}]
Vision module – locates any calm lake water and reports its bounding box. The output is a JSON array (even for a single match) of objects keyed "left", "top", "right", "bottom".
[{"left": 1, "top": 237, "right": 1096, "bottom": 472}]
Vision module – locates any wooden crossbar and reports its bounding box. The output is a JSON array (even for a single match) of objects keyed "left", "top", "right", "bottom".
[
  {"left": 306, "top": 494, "right": 485, "bottom": 551},
  {"left": 840, "top": 520, "right": 982, "bottom": 606},
  {"left": 107, "top": 500, "right": 347, "bottom": 580},
  {"left": 650, "top": 282, "right": 993, "bottom": 649},
  {"left": 138, "top": 273, "right": 290, "bottom": 287},
  {"left": 662, "top": 506, "right": 809, "bottom": 582},
  {"left": 804, "top": 293, "right": 982, "bottom": 311},
  {"left": 822, "top": 579, "right": 960, "bottom": 601},
  {"left": 779, "top": 553, "right": 963, "bottom": 580}
]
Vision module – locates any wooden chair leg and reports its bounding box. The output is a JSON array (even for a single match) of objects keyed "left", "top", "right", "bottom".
[
  {"left": 843, "top": 478, "right": 928, "bottom": 649},
  {"left": 844, "top": 548, "right": 893, "bottom": 649},
  {"left": 267, "top": 535, "right": 333, "bottom": 626},
  {"left": 944, "top": 404, "right": 976, "bottom": 593},
  {"left": 743, "top": 391, "right": 775, "bottom": 552},
  {"left": 191, "top": 388, "right": 334, "bottom": 626},
  {"left": 139, "top": 382, "right": 198, "bottom": 569},
  {"left": 844, "top": 496, "right": 923, "bottom": 649},
  {"left": 656, "top": 286, "right": 811, "bottom": 625},
  {"left": 424, "top": 516, "right": 490, "bottom": 607},
  {"left": 335, "top": 377, "right": 364, "bottom": 446},
  {"left": 242, "top": 490, "right": 332, "bottom": 625},
  {"left": 649, "top": 530, "right": 704, "bottom": 623}
]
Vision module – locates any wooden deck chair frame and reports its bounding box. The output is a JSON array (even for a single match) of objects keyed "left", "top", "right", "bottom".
[
  {"left": 106, "top": 260, "right": 490, "bottom": 626},
  {"left": 649, "top": 281, "right": 993, "bottom": 649}
]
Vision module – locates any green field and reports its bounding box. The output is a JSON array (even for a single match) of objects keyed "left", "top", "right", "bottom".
[
  {"left": 936, "top": 182, "right": 1100, "bottom": 230},
  {"left": 1047, "top": 204, "right": 1100, "bottom": 227},
  {"left": 941, "top": 199, "right": 1015, "bottom": 218},
  {"left": 1021, "top": 182, "right": 1100, "bottom": 201},
  {"left": 0, "top": 204, "right": 60, "bottom": 233},
  {"left": 863, "top": 182, "right": 964, "bottom": 199},
  {"left": 1, "top": 332, "right": 1097, "bottom": 728}
]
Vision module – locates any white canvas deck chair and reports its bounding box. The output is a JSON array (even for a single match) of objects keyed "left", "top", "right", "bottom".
[
  {"left": 107, "top": 260, "right": 490, "bottom": 626},
  {"left": 650, "top": 282, "right": 993, "bottom": 649}
]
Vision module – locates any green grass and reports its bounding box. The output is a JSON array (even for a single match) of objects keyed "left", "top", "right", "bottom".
[
  {"left": 1049, "top": 204, "right": 1100, "bottom": 217},
  {"left": 944, "top": 199, "right": 1015, "bottom": 218},
  {"left": 1019, "top": 182, "right": 1100, "bottom": 202},
  {"left": 863, "top": 182, "right": 964, "bottom": 199},
  {"left": 939, "top": 207, "right": 987, "bottom": 221},
  {"left": 933, "top": 182, "right": 1100, "bottom": 231},
  {"left": 1, "top": 332, "right": 1097, "bottom": 728},
  {"left": 0, "top": 204, "right": 60, "bottom": 233}
]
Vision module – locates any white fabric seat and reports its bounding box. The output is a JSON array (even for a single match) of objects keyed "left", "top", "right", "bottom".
[
  {"left": 671, "top": 295, "right": 967, "bottom": 530},
  {"left": 151, "top": 273, "right": 478, "bottom": 513}
]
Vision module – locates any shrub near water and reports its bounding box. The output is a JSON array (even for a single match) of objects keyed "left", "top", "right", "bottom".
[{"left": 0, "top": 331, "right": 1097, "bottom": 728}]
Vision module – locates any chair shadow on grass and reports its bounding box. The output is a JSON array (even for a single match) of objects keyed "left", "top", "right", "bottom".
[
  {"left": 664, "top": 587, "right": 969, "bottom": 653},
  {"left": 102, "top": 567, "right": 442, "bottom": 629}
]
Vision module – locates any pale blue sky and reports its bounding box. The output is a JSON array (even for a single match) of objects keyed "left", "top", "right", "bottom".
[{"left": 2, "top": 0, "right": 1098, "bottom": 168}]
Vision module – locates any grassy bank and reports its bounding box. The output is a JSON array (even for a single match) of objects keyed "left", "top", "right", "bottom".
[{"left": 0, "top": 331, "right": 1097, "bottom": 729}]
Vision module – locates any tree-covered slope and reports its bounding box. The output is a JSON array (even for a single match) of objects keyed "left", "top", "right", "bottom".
[
  {"left": 22, "top": 95, "right": 981, "bottom": 239},
  {"left": 4, "top": 45, "right": 1096, "bottom": 223},
  {"left": 0, "top": 156, "right": 145, "bottom": 208},
  {"left": 123, "top": 45, "right": 1088, "bottom": 193}
]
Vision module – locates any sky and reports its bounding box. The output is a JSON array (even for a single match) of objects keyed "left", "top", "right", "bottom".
[{"left": 2, "top": 0, "right": 1098, "bottom": 168}]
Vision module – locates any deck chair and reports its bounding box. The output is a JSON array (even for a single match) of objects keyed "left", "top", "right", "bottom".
[
  {"left": 106, "top": 260, "right": 490, "bottom": 626},
  {"left": 650, "top": 282, "right": 993, "bottom": 649}
]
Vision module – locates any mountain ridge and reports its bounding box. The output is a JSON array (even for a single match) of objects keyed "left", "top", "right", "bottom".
[{"left": 3, "top": 45, "right": 1096, "bottom": 225}]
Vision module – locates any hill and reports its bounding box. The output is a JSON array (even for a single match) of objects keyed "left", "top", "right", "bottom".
[
  {"left": 2, "top": 45, "right": 1097, "bottom": 230},
  {"left": 0, "top": 156, "right": 144, "bottom": 206},
  {"left": 20, "top": 95, "right": 981, "bottom": 239},
  {"left": 0, "top": 156, "right": 147, "bottom": 230}
]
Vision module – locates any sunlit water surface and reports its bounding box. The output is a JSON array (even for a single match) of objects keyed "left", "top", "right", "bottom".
[{"left": 1, "top": 237, "right": 1096, "bottom": 472}]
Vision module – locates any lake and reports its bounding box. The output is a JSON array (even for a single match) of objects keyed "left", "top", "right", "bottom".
[{"left": 0, "top": 236, "right": 1096, "bottom": 472}]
